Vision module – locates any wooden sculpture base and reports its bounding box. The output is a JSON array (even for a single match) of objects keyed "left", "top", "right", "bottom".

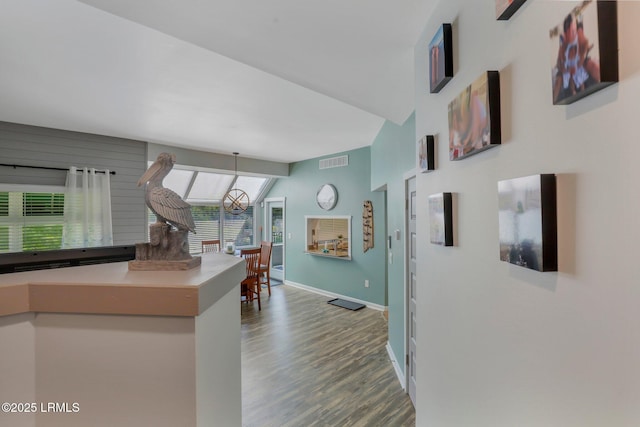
[{"left": 128, "top": 223, "right": 200, "bottom": 271}]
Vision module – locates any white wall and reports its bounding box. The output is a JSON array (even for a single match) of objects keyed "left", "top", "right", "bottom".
[
  {"left": 414, "top": 1, "right": 640, "bottom": 426},
  {"left": 0, "top": 313, "right": 36, "bottom": 427}
]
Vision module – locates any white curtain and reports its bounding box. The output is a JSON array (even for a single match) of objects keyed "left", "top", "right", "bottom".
[{"left": 62, "top": 167, "right": 113, "bottom": 248}]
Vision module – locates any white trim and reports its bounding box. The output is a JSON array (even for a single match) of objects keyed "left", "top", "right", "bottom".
[
  {"left": 403, "top": 168, "right": 418, "bottom": 181},
  {"left": 264, "top": 197, "right": 285, "bottom": 281},
  {"left": 404, "top": 172, "right": 416, "bottom": 393},
  {"left": 284, "top": 280, "right": 386, "bottom": 312},
  {"left": 386, "top": 341, "right": 406, "bottom": 391}
]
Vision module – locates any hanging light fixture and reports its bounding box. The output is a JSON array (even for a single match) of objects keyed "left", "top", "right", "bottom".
[{"left": 223, "top": 152, "right": 250, "bottom": 215}]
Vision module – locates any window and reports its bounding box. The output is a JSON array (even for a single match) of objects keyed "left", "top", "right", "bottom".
[
  {"left": 190, "top": 205, "right": 221, "bottom": 253},
  {"left": 153, "top": 164, "right": 272, "bottom": 205},
  {"left": 147, "top": 204, "right": 255, "bottom": 254},
  {"left": 0, "top": 188, "right": 65, "bottom": 253},
  {"left": 143, "top": 163, "right": 273, "bottom": 254},
  {"left": 224, "top": 206, "right": 254, "bottom": 248}
]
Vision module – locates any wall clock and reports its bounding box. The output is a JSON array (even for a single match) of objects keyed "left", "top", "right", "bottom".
[{"left": 316, "top": 184, "right": 338, "bottom": 210}]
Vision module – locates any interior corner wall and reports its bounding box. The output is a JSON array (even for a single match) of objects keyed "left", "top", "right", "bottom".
[
  {"left": 265, "top": 147, "right": 386, "bottom": 306},
  {"left": 414, "top": 1, "right": 640, "bottom": 426},
  {"left": 370, "top": 113, "right": 416, "bottom": 377}
]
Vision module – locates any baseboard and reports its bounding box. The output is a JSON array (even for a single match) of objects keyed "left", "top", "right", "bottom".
[
  {"left": 386, "top": 342, "right": 406, "bottom": 391},
  {"left": 283, "top": 280, "right": 386, "bottom": 312}
]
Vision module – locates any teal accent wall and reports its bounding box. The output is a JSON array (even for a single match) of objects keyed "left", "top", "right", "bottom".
[
  {"left": 370, "top": 113, "right": 415, "bottom": 376},
  {"left": 266, "top": 146, "right": 386, "bottom": 305}
]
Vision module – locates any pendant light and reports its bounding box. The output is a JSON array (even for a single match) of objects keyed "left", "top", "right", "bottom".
[{"left": 223, "top": 152, "right": 249, "bottom": 215}]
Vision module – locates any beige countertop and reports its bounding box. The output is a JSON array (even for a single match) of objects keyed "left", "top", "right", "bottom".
[{"left": 0, "top": 252, "right": 245, "bottom": 317}]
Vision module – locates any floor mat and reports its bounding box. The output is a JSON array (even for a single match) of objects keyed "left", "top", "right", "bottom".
[{"left": 327, "top": 298, "right": 365, "bottom": 311}]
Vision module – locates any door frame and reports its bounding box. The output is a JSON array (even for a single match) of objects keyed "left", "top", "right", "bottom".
[
  {"left": 263, "top": 197, "right": 285, "bottom": 281},
  {"left": 403, "top": 170, "right": 417, "bottom": 404}
]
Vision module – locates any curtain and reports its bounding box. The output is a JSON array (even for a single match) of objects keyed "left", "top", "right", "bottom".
[{"left": 62, "top": 167, "right": 113, "bottom": 248}]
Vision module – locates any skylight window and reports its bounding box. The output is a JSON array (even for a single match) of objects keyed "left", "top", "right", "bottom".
[
  {"left": 187, "top": 172, "right": 235, "bottom": 202},
  {"left": 162, "top": 169, "right": 195, "bottom": 199},
  {"left": 233, "top": 176, "right": 269, "bottom": 204},
  {"left": 145, "top": 162, "right": 273, "bottom": 206}
]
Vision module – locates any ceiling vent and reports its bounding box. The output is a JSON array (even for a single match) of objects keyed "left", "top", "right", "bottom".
[{"left": 319, "top": 155, "right": 348, "bottom": 170}]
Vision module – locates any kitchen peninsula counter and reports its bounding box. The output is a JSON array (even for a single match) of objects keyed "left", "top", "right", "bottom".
[{"left": 0, "top": 252, "right": 244, "bottom": 427}]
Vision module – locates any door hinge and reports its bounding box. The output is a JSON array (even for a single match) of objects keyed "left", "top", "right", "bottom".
[{"left": 406, "top": 354, "right": 409, "bottom": 365}]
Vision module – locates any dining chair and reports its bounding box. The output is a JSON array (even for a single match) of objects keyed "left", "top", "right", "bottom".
[
  {"left": 240, "top": 247, "right": 261, "bottom": 310},
  {"left": 201, "top": 239, "right": 221, "bottom": 253},
  {"left": 257, "top": 241, "right": 273, "bottom": 296}
]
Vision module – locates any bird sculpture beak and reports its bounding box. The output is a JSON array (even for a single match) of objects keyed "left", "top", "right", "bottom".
[{"left": 137, "top": 160, "right": 163, "bottom": 186}]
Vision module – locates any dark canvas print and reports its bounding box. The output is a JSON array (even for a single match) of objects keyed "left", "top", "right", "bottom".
[
  {"left": 448, "top": 71, "right": 501, "bottom": 161},
  {"left": 428, "top": 192, "right": 453, "bottom": 246},
  {"left": 429, "top": 24, "right": 453, "bottom": 93},
  {"left": 417, "top": 135, "right": 435, "bottom": 173},
  {"left": 550, "top": 0, "right": 618, "bottom": 105},
  {"left": 496, "top": 0, "right": 528, "bottom": 20},
  {"left": 498, "top": 174, "right": 557, "bottom": 272}
]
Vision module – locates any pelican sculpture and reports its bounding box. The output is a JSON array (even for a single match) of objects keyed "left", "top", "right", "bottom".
[{"left": 138, "top": 153, "right": 195, "bottom": 233}]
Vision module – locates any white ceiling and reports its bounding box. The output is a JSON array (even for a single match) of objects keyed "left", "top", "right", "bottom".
[{"left": 0, "top": 0, "right": 435, "bottom": 163}]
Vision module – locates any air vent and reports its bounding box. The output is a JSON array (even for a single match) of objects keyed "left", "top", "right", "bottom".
[{"left": 319, "top": 155, "right": 348, "bottom": 170}]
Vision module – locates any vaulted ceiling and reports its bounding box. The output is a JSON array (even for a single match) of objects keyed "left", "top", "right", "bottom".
[{"left": 0, "top": 0, "right": 435, "bottom": 163}]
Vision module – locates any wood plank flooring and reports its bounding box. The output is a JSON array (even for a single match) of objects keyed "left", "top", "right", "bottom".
[{"left": 241, "top": 285, "right": 415, "bottom": 427}]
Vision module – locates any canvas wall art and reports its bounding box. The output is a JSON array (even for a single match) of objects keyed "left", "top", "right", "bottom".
[
  {"left": 417, "top": 135, "right": 435, "bottom": 173},
  {"left": 448, "top": 71, "right": 501, "bottom": 161},
  {"left": 428, "top": 192, "right": 453, "bottom": 246},
  {"left": 549, "top": 0, "right": 618, "bottom": 105},
  {"left": 498, "top": 174, "right": 557, "bottom": 272},
  {"left": 496, "top": 0, "right": 528, "bottom": 20},
  {"left": 429, "top": 24, "right": 453, "bottom": 93}
]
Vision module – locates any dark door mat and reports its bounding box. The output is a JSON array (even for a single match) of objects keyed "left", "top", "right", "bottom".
[{"left": 328, "top": 298, "right": 365, "bottom": 311}]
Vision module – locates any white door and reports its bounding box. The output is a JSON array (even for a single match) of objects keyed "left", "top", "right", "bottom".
[
  {"left": 407, "top": 176, "right": 417, "bottom": 406},
  {"left": 264, "top": 198, "right": 285, "bottom": 281}
]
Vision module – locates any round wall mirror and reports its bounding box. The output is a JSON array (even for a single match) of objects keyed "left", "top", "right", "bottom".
[{"left": 316, "top": 184, "right": 338, "bottom": 210}]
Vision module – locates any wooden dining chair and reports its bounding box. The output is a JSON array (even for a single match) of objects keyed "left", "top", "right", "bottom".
[
  {"left": 257, "top": 241, "right": 273, "bottom": 296},
  {"left": 240, "top": 247, "right": 261, "bottom": 310},
  {"left": 201, "top": 239, "right": 221, "bottom": 253}
]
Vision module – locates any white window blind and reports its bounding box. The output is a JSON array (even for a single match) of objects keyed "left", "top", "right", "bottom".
[
  {"left": 0, "top": 187, "right": 66, "bottom": 253},
  {"left": 316, "top": 218, "right": 349, "bottom": 242},
  {"left": 190, "top": 205, "right": 221, "bottom": 253},
  {"left": 224, "top": 206, "right": 254, "bottom": 248}
]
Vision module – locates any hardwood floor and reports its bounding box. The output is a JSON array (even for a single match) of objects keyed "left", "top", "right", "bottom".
[{"left": 241, "top": 285, "right": 415, "bottom": 427}]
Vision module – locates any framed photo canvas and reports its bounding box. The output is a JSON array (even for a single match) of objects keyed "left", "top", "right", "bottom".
[
  {"left": 496, "top": 0, "right": 528, "bottom": 21},
  {"left": 428, "top": 192, "right": 453, "bottom": 246},
  {"left": 429, "top": 24, "right": 453, "bottom": 93},
  {"left": 417, "top": 135, "right": 435, "bottom": 173},
  {"left": 448, "top": 71, "right": 501, "bottom": 161},
  {"left": 549, "top": 0, "right": 618, "bottom": 105},
  {"left": 498, "top": 174, "right": 557, "bottom": 272}
]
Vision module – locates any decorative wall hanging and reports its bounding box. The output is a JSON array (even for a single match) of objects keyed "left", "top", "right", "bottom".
[
  {"left": 549, "top": 0, "right": 618, "bottom": 105},
  {"left": 223, "top": 152, "right": 249, "bottom": 215},
  {"left": 428, "top": 192, "right": 453, "bottom": 246},
  {"left": 498, "top": 174, "right": 557, "bottom": 272},
  {"left": 417, "top": 135, "right": 435, "bottom": 173},
  {"left": 363, "top": 200, "right": 374, "bottom": 252},
  {"left": 448, "top": 71, "right": 501, "bottom": 161},
  {"left": 496, "top": 0, "right": 528, "bottom": 20},
  {"left": 429, "top": 24, "right": 453, "bottom": 93}
]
